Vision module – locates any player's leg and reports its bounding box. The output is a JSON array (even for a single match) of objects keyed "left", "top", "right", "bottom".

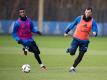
[
  {"left": 69, "top": 52, "right": 84, "bottom": 72},
  {"left": 67, "top": 38, "right": 78, "bottom": 72},
  {"left": 28, "top": 41, "right": 47, "bottom": 70},
  {"left": 66, "top": 38, "right": 78, "bottom": 56},
  {"left": 69, "top": 40, "right": 89, "bottom": 72},
  {"left": 22, "top": 46, "right": 28, "bottom": 55},
  {"left": 17, "top": 40, "right": 28, "bottom": 55}
]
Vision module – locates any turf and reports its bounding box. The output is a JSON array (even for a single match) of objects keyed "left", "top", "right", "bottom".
[{"left": 0, "top": 35, "right": 107, "bottom": 80}]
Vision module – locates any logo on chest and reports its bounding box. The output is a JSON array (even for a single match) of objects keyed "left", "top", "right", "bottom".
[{"left": 82, "top": 24, "right": 88, "bottom": 28}]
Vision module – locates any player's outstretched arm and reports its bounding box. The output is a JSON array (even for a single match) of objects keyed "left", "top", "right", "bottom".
[
  {"left": 30, "top": 19, "right": 42, "bottom": 36},
  {"left": 36, "top": 31, "right": 42, "bottom": 35},
  {"left": 64, "top": 16, "right": 80, "bottom": 37},
  {"left": 92, "top": 20, "right": 98, "bottom": 37},
  {"left": 12, "top": 21, "right": 20, "bottom": 41}
]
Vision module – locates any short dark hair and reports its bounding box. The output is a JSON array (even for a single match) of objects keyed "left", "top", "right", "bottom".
[
  {"left": 19, "top": 8, "right": 25, "bottom": 11},
  {"left": 86, "top": 7, "right": 92, "bottom": 12}
]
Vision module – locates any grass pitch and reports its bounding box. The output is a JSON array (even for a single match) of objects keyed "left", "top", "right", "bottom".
[{"left": 0, "top": 35, "right": 107, "bottom": 80}]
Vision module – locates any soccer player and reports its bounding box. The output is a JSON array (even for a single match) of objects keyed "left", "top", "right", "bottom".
[
  {"left": 64, "top": 7, "right": 98, "bottom": 72},
  {"left": 12, "top": 8, "right": 47, "bottom": 70}
]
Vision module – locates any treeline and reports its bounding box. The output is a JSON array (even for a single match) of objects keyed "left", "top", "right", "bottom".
[{"left": 0, "top": 0, "right": 107, "bottom": 22}]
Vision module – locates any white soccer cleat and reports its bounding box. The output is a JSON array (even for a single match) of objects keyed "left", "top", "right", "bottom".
[{"left": 69, "top": 66, "right": 76, "bottom": 72}]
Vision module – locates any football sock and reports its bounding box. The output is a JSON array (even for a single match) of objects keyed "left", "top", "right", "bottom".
[
  {"left": 40, "top": 64, "right": 44, "bottom": 67},
  {"left": 34, "top": 54, "right": 42, "bottom": 64},
  {"left": 73, "top": 52, "right": 84, "bottom": 68},
  {"left": 70, "top": 66, "right": 75, "bottom": 70}
]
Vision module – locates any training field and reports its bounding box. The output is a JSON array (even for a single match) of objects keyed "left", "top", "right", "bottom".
[{"left": 0, "top": 35, "right": 107, "bottom": 80}]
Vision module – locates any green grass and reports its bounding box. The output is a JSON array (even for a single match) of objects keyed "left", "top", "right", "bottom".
[{"left": 0, "top": 35, "right": 107, "bottom": 80}]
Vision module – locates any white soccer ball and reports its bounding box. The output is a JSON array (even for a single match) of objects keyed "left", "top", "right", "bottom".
[{"left": 22, "top": 64, "right": 31, "bottom": 73}]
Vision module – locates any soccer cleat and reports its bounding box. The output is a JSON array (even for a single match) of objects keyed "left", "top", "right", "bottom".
[
  {"left": 66, "top": 48, "right": 70, "bottom": 53},
  {"left": 23, "top": 48, "right": 28, "bottom": 55},
  {"left": 40, "top": 65, "right": 47, "bottom": 71},
  {"left": 69, "top": 67, "right": 76, "bottom": 72},
  {"left": 69, "top": 68, "right": 76, "bottom": 72}
]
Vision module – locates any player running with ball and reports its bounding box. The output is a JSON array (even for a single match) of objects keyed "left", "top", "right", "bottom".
[
  {"left": 12, "top": 8, "right": 47, "bottom": 70},
  {"left": 64, "top": 7, "right": 98, "bottom": 72}
]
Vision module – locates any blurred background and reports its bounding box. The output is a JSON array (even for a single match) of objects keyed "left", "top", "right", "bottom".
[{"left": 0, "top": 0, "right": 107, "bottom": 36}]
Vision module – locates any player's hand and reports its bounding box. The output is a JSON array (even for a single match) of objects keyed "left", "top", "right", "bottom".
[
  {"left": 36, "top": 31, "right": 42, "bottom": 35},
  {"left": 64, "top": 33, "right": 68, "bottom": 37},
  {"left": 93, "top": 32, "right": 97, "bottom": 37},
  {"left": 18, "top": 40, "right": 23, "bottom": 44}
]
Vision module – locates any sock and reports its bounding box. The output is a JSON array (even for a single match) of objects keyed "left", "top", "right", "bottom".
[
  {"left": 70, "top": 66, "right": 75, "bottom": 70},
  {"left": 73, "top": 52, "right": 84, "bottom": 68},
  {"left": 40, "top": 64, "right": 44, "bottom": 67},
  {"left": 34, "top": 54, "right": 42, "bottom": 64}
]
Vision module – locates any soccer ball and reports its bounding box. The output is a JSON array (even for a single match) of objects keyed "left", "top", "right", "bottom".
[{"left": 22, "top": 64, "right": 31, "bottom": 73}]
